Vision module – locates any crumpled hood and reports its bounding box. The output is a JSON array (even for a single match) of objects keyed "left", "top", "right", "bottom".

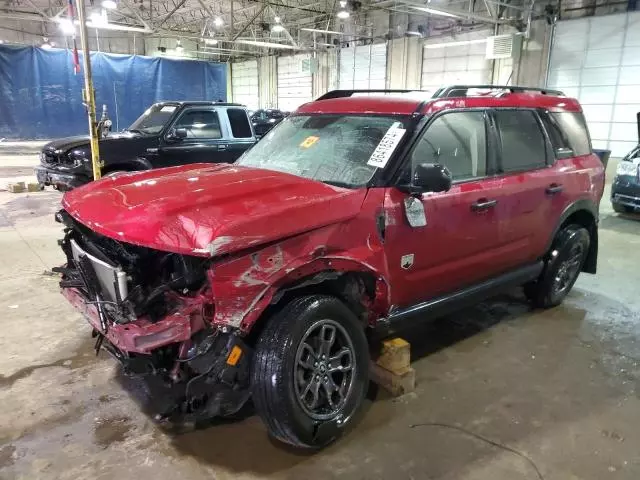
[{"left": 62, "top": 164, "right": 367, "bottom": 257}]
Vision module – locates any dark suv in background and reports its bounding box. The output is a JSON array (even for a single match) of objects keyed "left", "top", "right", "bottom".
[
  {"left": 35, "top": 101, "right": 256, "bottom": 190},
  {"left": 250, "top": 108, "right": 287, "bottom": 137}
]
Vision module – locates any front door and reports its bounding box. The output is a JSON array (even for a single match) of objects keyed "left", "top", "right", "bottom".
[
  {"left": 383, "top": 110, "right": 509, "bottom": 308},
  {"left": 158, "top": 108, "right": 226, "bottom": 167}
]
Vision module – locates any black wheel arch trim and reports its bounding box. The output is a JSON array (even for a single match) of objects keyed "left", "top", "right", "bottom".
[{"left": 546, "top": 199, "right": 598, "bottom": 274}]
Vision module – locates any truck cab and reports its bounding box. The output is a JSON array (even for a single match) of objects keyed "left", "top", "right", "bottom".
[{"left": 35, "top": 101, "right": 256, "bottom": 190}]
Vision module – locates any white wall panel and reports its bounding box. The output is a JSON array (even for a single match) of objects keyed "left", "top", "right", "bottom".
[
  {"left": 548, "top": 12, "right": 640, "bottom": 156},
  {"left": 231, "top": 60, "right": 259, "bottom": 110},
  {"left": 277, "top": 54, "right": 313, "bottom": 112},
  {"left": 338, "top": 43, "right": 387, "bottom": 89},
  {"left": 421, "top": 30, "right": 493, "bottom": 92}
]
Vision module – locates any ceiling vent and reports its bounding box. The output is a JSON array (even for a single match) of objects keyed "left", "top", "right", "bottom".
[{"left": 486, "top": 34, "right": 521, "bottom": 59}]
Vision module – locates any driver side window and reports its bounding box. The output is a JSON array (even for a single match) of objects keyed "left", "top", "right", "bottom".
[
  {"left": 173, "top": 109, "right": 222, "bottom": 139},
  {"left": 410, "top": 111, "right": 487, "bottom": 182}
]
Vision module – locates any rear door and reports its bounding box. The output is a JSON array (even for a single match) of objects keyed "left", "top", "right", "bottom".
[
  {"left": 158, "top": 107, "right": 225, "bottom": 167},
  {"left": 384, "top": 109, "right": 509, "bottom": 307},
  {"left": 489, "top": 109, "right": 557, "bottom": 268}
]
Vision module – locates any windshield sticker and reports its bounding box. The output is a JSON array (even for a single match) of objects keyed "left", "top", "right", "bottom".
[
  {"left": 367, "top": 122, "right": 406, "bottom": 168},
  {"left": 160, "top": 106, "right": 177, "bottom": 113},
  {"left": 300, "top": 135, "right": 320, "bottom": 148}
]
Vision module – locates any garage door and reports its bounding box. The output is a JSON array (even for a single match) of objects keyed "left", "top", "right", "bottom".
[
  {"left": 547, "top": 12, "right": 640, "bottom": 157},
  {"left": 277, "top": 54, "right": 313, "bottom": 112},
  {"left": 339, "top": 43, "right": 387, "bottom": 89},
  {"left": 421, "top": 30, "right": 493, "bottom": 95},
  {"left": 231, "top": 60, "right": 259, "bottom": 110}
]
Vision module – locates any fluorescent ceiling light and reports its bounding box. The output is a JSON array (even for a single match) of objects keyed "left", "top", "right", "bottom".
[
  {"left": 58, "top": 18, "right": 75, "bottom": 34},
  {"left": 204, "top": 38, "right": 218, "bottom": 45},
  {"left": 337, "top": 10, "right": 350, "bottom": 19},
  {"left": 271, "top": 24, "right": 285, "bottom": 33},
  {"left": 301, "top": 27, "right": 345, "bottom": 35},
  {"left": 424, "top": 38, "right": 486, "bottom": 49},
  {"left": 235, "top": 39, "right": 298, "bottom": 49},
  {"left": 214, "top": 16, "right": 224, "bottom": 27},
  {"left": 89, "top": 11, "right": 108, "bottom": 27},
  {"left": 175, "top": 40, "right": 184, "bottom": 53},
  {"left": 101, "top": 0, "right": 117, "bottom": 9},
  {"left": 411, "top": 6, "right": 462, "bottom": 19}
]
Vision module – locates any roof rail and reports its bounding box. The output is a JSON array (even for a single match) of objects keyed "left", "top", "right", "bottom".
[
  {"left": 316, "top": 89, "right": 434, "bottom": 101},
  {"left": 432, "top": 85, "right": 565, "bottom": 99}
]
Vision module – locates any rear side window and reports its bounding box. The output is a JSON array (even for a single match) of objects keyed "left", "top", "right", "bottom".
[
  {"left": 495, "top": 110, "right": 546, "bottom": 172},
  {"left": 227, "top": 108, "right": 253, "bottom": 138},
  {"left": 550, "top": 112, "right": 591, "bottom": 156}
]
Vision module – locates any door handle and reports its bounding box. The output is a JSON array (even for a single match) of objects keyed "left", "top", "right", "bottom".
[
  {"left": 218, "top": 144, "right": 228, "bottom": 151},
  {"left": 545, "top": 183, "right": 564, "bottom": 195},
  {"left": 471, "top": 198, "right": 498, "bottom": 211}
]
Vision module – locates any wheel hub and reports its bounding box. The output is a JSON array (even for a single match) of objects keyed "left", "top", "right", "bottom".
[{"left": 294, "top": 319, "right": 356, "bottom": 421}]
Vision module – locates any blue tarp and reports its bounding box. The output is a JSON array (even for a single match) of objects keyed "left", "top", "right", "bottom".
[{"left": 0, "top": 45, "right": 227, "bottom": 139}]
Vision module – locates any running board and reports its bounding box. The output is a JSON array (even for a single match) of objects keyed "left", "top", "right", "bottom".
[{"left": 375, "top": 261, "right": 544, "bottom": 337}]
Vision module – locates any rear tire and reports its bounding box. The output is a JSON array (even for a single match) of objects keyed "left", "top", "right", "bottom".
[
  {"left": 251, "top": 295, "right": 369, "bottom": 449},
  {"left": 524, "top": 225, "right": 590, "bottom": 308}
]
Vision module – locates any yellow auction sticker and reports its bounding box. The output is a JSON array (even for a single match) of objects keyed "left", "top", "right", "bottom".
[
  {"left": 226, "top": 345, "right": 243, "bottom": 366},
  {"left": 300, "top": 136, "right": 320, "bottom": 148}
]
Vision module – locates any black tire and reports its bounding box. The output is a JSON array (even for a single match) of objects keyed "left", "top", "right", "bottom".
[
  {"left": 251, "top": 295, "right": 369, "bottom": 449},
  {"left": 524, "top": 224, "right": 590, "bottom": 308},
  {"left": 612, "top": 202, "right": 632, "bottom": 214}
]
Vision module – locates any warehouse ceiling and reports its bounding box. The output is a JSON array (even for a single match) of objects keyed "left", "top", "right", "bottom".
[{"left": 0, "top": 0, "right": 630, "bottom": 58}]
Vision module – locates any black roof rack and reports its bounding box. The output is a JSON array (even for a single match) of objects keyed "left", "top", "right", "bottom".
[
  {"left": 431, "top": 85, "right": 565, "bottom": 98},
  {"left": 315, "top": 89, "right": 434, "bottom": 101}
]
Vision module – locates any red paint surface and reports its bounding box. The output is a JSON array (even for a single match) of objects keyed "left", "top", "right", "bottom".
[
  {"left": 383, "top": 154, "right": 604, "bottom": 308},
  {"left": 296, "top": 93, "right": 581, "bottom": 116},
  {"left": 63, "top": 164, "right": 366, "bottom": 257},
  {"left": 60, "top": 93, "right": 604, "bottom": 355}
]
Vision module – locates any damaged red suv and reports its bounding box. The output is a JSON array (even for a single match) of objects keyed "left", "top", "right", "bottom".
[{"left": 55, "top": 85, "right": 605, "bottom": 448}]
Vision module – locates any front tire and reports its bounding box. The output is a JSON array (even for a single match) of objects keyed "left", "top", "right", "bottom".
[
  {"left": 251, "top": 295, "right": 369, "bottom": 449},
  {"left": 525, "top": 224, "right": 590, "bottom": 308}
]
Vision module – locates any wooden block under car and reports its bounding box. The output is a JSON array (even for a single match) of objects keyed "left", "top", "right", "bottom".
[
  {"left": 27, "top": 183, "right": 42, "bottom": 192},
  {"left": 7, "top": 182, "right": 26, "bottom": 193},
  {"left": 376, "top": 337, "right": 411, "bottom": 374},
  {"left": 370, "top": 363, "right": 416, "bottom": 397}
]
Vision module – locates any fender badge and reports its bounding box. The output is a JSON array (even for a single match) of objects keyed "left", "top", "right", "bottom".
[{"left": 401, "top": 254, "right": 414, "bottom": 270}]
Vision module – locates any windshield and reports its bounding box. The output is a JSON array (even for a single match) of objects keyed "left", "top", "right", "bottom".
[
  {"left": 128, "top": 104, "right": 178, "bottom": 135},
  {"left": 237, "top": 114, "right": 409, "bottom": 187}
]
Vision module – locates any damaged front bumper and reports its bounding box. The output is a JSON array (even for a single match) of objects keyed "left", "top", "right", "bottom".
[{"left": 55, "top": 214, "right": 253, "bottom": 421}]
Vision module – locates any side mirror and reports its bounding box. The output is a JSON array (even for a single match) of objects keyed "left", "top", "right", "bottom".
[
  {"left": 166, "top": 127, "right": 187, "bottom": 142},
  {"left": 413, "top": 163, "right": 452, "bottom": 193}
]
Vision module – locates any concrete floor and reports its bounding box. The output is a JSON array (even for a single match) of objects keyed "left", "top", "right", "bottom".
[{"left": 1, "top": 166, "right": 640, "bottom": 479}]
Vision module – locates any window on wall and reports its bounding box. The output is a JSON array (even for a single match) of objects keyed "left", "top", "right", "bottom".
[
  {"left": 227, "top": 108, "right": 252, "bottom": 138},
  {"left": 173, "top": 110, "right": 222, "bottom": 139},
  {"left": 495, "top": 110, "right": 547, "bottom": 172},
  {"left": 411, "top": 111, "right": 487, "bottom": 181}
]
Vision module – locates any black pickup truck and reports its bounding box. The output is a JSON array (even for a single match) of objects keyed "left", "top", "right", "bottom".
[{"left": 35, "top": 101, "right": 256, "bottom": 190}]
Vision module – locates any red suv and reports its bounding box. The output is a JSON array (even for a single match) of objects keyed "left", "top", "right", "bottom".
[{"left": 54, "top": 85, "right": 605, "bottom": 449}]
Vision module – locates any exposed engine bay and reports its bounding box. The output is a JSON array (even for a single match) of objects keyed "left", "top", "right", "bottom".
[{"left": 54, "top": 209, "right": 252, "bottom": 422}]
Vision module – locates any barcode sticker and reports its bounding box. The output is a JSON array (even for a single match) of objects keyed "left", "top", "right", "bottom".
[{"left": 367, "top": 122, "right": 406, "bottom": 169}]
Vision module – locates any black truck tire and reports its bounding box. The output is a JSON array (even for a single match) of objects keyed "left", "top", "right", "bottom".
[
  {"left": 524, "top": 224, "right": 590, "bottom": 308},
  {"left": 251, "top": 295, "right": 369, "bottom": 449}
]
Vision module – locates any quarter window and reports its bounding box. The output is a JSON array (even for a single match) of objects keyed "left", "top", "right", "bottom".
[
  {"left": 173, "top": 110, "right": 222, "bottom": 139},
  {"left": 540, "top": 112, "right": 573, "bottom": 159},
  {"left": 495, "top": 110, "right": 546, "bottom": 172},
  {"left": 550, "top": 112, "right": 591, "bottom": 156},
  {"left": 410, "top": 111, "right": 487, "bottom": 181}
]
